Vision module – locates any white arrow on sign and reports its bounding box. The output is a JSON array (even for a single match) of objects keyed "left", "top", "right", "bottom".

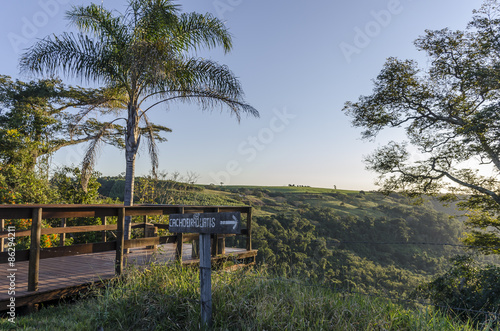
[{"left": 220, "top": 215, "right": 239, "bottom": 230}]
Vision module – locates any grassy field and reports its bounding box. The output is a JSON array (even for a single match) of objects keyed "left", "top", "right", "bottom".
[
  {"left": 201, "top": 184, "right": 419, "bottom": 220},
  {"left": 216, "top": 184, "right": 359, "bottom": 194},
  {"left": 1, "top": 264, "right": 491, "bottom": 331}
]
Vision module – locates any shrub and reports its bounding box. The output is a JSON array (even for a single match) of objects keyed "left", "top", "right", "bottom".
[{"left": 414, "top": 255, "right": 500, "bottom": 325}]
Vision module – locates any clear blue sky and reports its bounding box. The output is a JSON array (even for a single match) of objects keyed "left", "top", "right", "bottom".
[{"left": 0, "top": 0, "right": 484, "bottom": 190}]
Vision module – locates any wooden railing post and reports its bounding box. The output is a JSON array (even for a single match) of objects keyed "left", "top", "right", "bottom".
[
  {"left": 217, "top": 235, "right": 225, "bottom": 255},
  {"left": 143, "top": 215, "right": 147, "bottom": 238},
  {"left": 59, "top": 218, "right": 66, "bottom": 247},
  {"left": 28, "top": 207, "right": 42, "bottom": 291},
  {"left": 176, "top": 233, "right": 183, "bottom": 262},
  {"left": 115, "top": 208, "right": 125, "bottom": 276},
  {"left": 145, "top": 224, "right": 158, "bottom": 250},
  {"left": 211, "top": 234, "right": 218, "bottom": 257},
  {"left": 191, "top": 239, "right": 199, "bottom": 259},
  {"left": 175, "top": 207, "right": 184, "bottom": 263},
  {"left": 101, "top": 217, "right": 107, "bottom": 243},
  {"left": 246, "top": 207, "right": 252, "bottom": 251}
]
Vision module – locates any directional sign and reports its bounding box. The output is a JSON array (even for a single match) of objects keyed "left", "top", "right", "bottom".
[{"left": 169, "top": 212, "right": 241, "bottom": 234}]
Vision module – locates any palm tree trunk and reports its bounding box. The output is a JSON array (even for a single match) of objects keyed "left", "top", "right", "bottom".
[
  {"left": 123, "top": 101, "right": 140, "bottom": 240},
  {"left": 123, "top": 148, "right": 136, "bottom": 240}
]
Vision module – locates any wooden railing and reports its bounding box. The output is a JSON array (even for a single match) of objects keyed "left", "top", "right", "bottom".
[{"left": 0, "top": 204, "right": 252, "bottom": 292}]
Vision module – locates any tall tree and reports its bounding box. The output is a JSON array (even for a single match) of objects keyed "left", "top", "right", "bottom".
[
  {"left": 343, "top": 0, "right": 500, "bottom": 254},
  {"left": 20, "top": 0, "right": 258, "bottom": 239}
]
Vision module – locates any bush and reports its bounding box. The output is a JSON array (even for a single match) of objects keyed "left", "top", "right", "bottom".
[{"left": 414, "top": 255, "right": 500, "bottom": 325}]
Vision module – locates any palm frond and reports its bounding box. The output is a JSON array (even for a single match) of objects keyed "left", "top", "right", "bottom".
[
  {"left": 172, "top": 12, "right": 232, "bottom": 53},
  {"left": 140, "top": 112, "right": 159, "bottom": 178},
  {"left": 67, "top": 4, "right": 128, "bottom": 46},
  {"left": 130, "top": 0, "right": 179, "bottom": 42},
  {"left": 140, "top": 57, "right": 258, "bottom": 120},
  {"left": 20, "top": 33, "right": 120, "bottom": 85},
  {"left": 81, "top": 122, "right": 115, "bottom": 191},
  {"left": 141, "top": 88, "right": 258, "bottom": 122},
  {"left": 186, "top": 58, "right": 243, "bottom": 97},
  {"left": 145, "top": 58, "right": 244, "bottom": 99}
]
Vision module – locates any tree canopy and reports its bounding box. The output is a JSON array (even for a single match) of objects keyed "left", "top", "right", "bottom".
[
  {"left": 343, "top": 0, "right": 500, "bottom": 254},
  {"left": 0, "top": 75, "right": 127, "bottom": 172}
]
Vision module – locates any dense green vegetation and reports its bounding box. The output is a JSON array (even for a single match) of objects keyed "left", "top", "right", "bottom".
[
  {"left": 101, "top": 177, "right": 500, "bottom": 323},
  {"left": 4, "top": 167, "right": 482, "bottom": 301},
  {"left": 97, "top": 178, "right": 474, "bottom": 297},
  {"left": 2, "top": 173, "right": 499, "bottom": 328},
  {"left": 414, "top": 255, "right": 500, "bottom": 323},
  {"left": 344, "top": 0, "right": 500, "bottom": 256},
  {"left": 1, "top": 265, "right": 490, "bottom": 330}
]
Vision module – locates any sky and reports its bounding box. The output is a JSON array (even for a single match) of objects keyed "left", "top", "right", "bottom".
[{"left": 0, "top": 0, "right": 485, "bottom": 190}]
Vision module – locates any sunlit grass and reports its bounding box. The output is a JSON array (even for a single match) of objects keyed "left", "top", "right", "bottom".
[{"left": 1, "top": 265, "right": 493, "bottom": 330}]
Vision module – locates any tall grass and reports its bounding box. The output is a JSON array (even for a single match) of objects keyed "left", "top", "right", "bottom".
[{"left": 1, "top": 264, "right": 495, "bottom": 330}]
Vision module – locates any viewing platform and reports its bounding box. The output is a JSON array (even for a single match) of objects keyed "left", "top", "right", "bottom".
[{"left": 0, "top": 204, "right": 256, "bottom": 311}]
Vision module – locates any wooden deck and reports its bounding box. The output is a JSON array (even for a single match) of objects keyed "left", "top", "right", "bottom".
[
  {"left": 0, "top": 204, "right": 256, "bottom": 312},
  {"left": 1, "top": 243, "right": 257, "bottom": 311}
]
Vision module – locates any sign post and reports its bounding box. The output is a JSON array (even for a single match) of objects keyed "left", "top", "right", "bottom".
[
  {"left": 169, "top": 211, "right": 241, "bottom": 327},
  {"left": 199, "top": 233, "right": 211, "bottom": 326}
]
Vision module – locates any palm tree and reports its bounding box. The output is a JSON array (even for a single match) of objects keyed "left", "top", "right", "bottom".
[{"left": 21, "top": 0, "right": 258, "bottom": 239}]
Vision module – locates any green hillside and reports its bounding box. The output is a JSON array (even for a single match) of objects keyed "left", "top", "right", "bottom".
[
  {"left": 98, "top": 177, "right": 473, "bottom": 297},
  {"left": 3, "top": 178, "right": 497, "bottom": 329}
]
